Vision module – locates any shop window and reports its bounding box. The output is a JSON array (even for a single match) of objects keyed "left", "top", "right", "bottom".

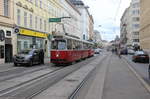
[
  {"left": 0, "top": 45, "right": 4, "bottom": 58},
  {"left": 24, "top": 41, "right": 28, "bottom": 49},
  {"left": 17, "top": 41, "right": 22, "bottom": 52}
]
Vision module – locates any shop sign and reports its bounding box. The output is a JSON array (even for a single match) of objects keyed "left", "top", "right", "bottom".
[{"left": 19, "top": 29, "right": 47, "bottom": 38}]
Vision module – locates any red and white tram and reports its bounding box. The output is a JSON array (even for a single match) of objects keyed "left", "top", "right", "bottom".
[{"left": 50, "top": 35, "right": 94, "bottom": 64}]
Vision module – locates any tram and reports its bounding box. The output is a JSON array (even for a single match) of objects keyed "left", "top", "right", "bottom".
[{"left": 50, "top": 34, "right": 94, "bottom": 64}]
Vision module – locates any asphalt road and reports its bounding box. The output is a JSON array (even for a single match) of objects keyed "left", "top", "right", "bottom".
[{"left": 74, "top": 53, "right": 150, "bottom": 99}]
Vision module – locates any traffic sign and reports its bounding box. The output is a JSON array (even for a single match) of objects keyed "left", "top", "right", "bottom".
[{"left": 49, "top": 18, "right": 61, "bottom": 22}]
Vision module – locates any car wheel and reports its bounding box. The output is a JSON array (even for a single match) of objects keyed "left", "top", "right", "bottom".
[{"left": 29, "top": 60, "right": 33, "bottom": 66}]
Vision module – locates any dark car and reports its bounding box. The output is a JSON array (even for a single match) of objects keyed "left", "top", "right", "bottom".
[
  {"left": 132, "top": 51, "right": 149, "bottom": 63},
  {"left": 120, "top": 48, "right": 128, "bottom": 55},
  {"left": 13, "top": 49, "right": 41, "bottom": 66}
]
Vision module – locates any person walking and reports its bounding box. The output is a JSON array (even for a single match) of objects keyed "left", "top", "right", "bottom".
[{"left": 39, "top": 49, "right": 44, "bottom": 64}]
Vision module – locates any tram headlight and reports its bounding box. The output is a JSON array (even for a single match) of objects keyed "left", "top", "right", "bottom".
[{"left": 56, "top": 54, "right": 59, "bottom": 57}]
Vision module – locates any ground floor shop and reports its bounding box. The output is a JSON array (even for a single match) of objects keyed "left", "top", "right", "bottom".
[
  {"left": 0, "top": 26, "right": 13, "bottom": 64},
  {"left": 16, "top": 28, "right": 50, "bottom": 57}
]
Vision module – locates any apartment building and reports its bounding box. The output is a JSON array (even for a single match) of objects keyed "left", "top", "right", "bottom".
[
  {"left": 140, "top": 0, "right": 150, "bottom": 52},
  {"left": 70, "top": 0, "right": 92, "bottom": 41},
  {"left": 120, "top": 0, "right": 140, "bottom": 48},
  {"left": 0, "top": 0, "right": 14, "bottom": 64},
  {"left": 89, "top": 15, "right": 94, "bottom": 41}
]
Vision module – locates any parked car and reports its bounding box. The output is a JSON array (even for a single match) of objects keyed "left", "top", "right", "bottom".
[
  {"left": 128, "top": 49, "right": 135, "bottom": 55},
  {"left": 13, "top": 49, "right": 42, "bottom": 66},
  {"left": 132, "top": 51, "right": 149, "bottom": 63},
  {"left": 120, "top": 48, "right": 128, "bottom": 55},
  {"left": 94, "top": 48, "right": 101, "bottom": 54}
]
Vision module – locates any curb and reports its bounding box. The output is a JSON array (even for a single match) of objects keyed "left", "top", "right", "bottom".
[{"left": 122, "top": 56, "right": 150, "bottom": 93}]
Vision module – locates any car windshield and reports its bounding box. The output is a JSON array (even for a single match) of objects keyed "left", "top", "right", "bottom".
[{"left": 19, "top": 50, "right": 33, "bottom": 55}]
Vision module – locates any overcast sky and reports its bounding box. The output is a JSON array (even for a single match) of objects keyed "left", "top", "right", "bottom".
[{"left": 82, "top": 0, "right": 131, "bottom": 41}]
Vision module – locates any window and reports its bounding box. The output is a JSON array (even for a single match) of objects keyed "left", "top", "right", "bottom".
[
  {"left": 133, "top": 39, "right": 139, "bottom": 42},
  {"left": 40, "top": 18, "right": 42, "bottom": 30},
  {"left": 132, "top": 10, "right": 140, "bottom": 15},
  {"left": 35, "top": 16, "right": 38, "bottom": 29},
  {"left": 132, "top": 3, "right": 139, "bottom": 8},
  {"left": 133, "top": 32, "right": 139, "bottom": 35},
  {"left": 30, "top": 14, "right": 33, "bottom": 28},
  {"left": 44, "top": 20, "right": 46, "bottom": 31},
  {"left": 17, "top": 9, "right": 21, "bottom": 25},
  {"left": 132, "top": 17, "right": 140, "bottom": 22},
  {"left": 4, "top": 0, "right": 9, "bottom": 17},
  {"left": 24, "top": 12, "right": 27, "bottom": 27},
  {"left": 6, "top": 31, "right": 11, "bottom": 36},
  {"left": 0, "top": 45, "right": 4, "bottom": 58},
  {"left": 132, "top": 24, "right": 139, "bottom": 29},
  {"left": 24, "top": 41, "right": 28, "bottom": 49},
  {"left": 35, "top": 0, "right": 38, "bottom": 6},
  {"left": 40, "top": 0, "right": 42, "bottom": 8}
]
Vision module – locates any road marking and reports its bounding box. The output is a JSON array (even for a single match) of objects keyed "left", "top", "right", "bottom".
[{"left": 123, "top": 59, "right": 150, "bottom": 93}]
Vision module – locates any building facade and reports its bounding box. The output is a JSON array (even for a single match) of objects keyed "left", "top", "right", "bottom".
[
  {"left": 0, "top": 0, "right": 14, "bottom": 64},
  {"left": 140, "top": 0, "right": 150, "bottom": 52},
  {"left": 93, "top": 30, "right": 102, "bottom": 47},
  {"left": 120, "top": 0, "right": 140, "bottom": 48},
  {"left": 70, "top": 0, "right": 91, "bottom": 40},
  {"left": 89, "top": 15, "right": 94, "bottom": 41},
  {"left": 13, "top": 0, "right": 82, "bottom": 58}
]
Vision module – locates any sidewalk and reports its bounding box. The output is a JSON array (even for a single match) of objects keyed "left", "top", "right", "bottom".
[
  {"left": 77, "top": 54, "right": 150, "bottom": 99},
  {"left": 102, "top": 55, "right": 150, "bottom": 99},
  {"left": 0, "top": 58, "right": 51, "bottom": 72}
]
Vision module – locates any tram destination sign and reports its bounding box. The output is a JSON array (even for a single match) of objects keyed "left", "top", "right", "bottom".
[{"left": 49, "top": 18, "right": 61, "bottom": 22}]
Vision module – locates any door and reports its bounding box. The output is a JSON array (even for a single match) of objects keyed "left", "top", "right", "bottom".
[
  {"left": 32, "top": 50, "right": 39, "bottom": 64},
  {"left": 5, "top": 44, "right": 13, "bottom": 63}
]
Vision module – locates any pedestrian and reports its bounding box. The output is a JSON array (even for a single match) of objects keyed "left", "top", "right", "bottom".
[{"left": 39, "top": 49, "right": 44, "bottom": 64}]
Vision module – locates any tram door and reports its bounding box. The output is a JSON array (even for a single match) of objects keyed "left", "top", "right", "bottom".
[{"left": 5, "top": 38, "right": 13, "bottom": 63}]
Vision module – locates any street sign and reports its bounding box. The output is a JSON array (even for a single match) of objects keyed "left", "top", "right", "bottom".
[{"left": 49, "top": 18, "right": 61, "bottom": 22}]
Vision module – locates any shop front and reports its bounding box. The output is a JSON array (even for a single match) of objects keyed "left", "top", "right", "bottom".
[
  {"left": 0, "top": 26, "right": 13, "bottom": 64},
  {"left": 17, "top": 28, "right": 48, "bottom": 54}
]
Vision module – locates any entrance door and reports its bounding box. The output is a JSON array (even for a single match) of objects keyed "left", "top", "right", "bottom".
[
  {"left": 5, "top": 44, "right": 13, "bottom": 63},
  {"left": 5, "top": 38, "right": 13, "bottom": 63}
]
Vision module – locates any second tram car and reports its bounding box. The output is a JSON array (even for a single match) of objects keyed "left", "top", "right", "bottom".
[{"left": 51, "top": 35, "right": 94, "bottom": 64}]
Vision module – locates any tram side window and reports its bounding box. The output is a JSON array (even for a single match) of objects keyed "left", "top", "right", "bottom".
[
  {"left": 67, "top": 39, "right": 72, "bottom": 50},
  {"left": 0, "top": 45, "right": 4, "bottom": 58}
]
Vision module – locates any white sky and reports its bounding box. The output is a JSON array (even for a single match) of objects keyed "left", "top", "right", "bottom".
[{"left": 82, "top": 0, "right": 131, "bottom": 41}]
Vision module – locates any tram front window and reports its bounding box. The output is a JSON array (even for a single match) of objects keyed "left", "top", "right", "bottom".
[{"left": 52, "top": 40, "right": 66, "bottom": 50}]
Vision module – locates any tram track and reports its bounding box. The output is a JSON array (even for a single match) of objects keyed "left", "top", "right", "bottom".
[
  {"left": 68, "top": 54, "right": 110, "bottom": 99},
  {"left": 0, "top": 56, "right": 97, "bottom": 99},
  {"left": 0, "top": 65, "right": 57, "bottom": 82}
]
